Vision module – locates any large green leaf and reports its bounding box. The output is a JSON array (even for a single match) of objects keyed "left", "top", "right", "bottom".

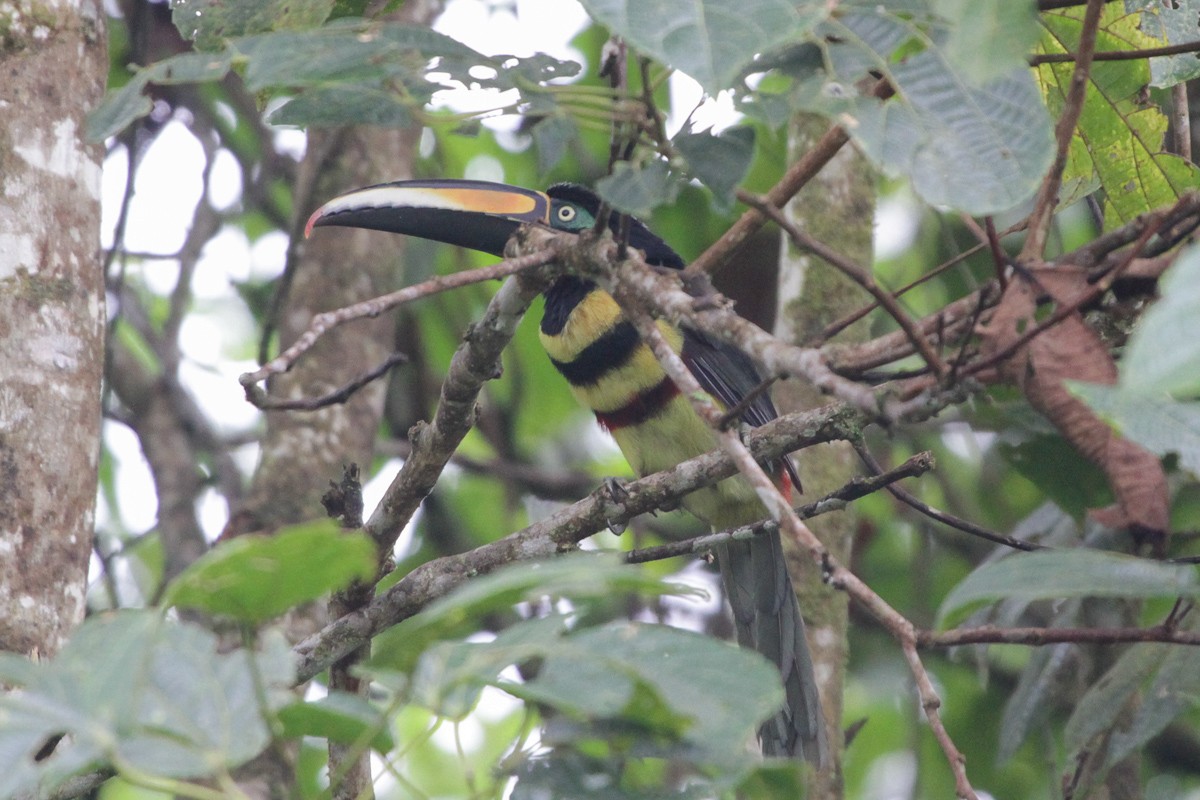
[
  {"left": 87, "top": 51, "right": 234, "bottom": 141},
  {"left": 1070, "top": 385, "right": 1200, "bottom": 475},
  {"left": 233, "top": 20, "right": 481, "bottom": 91},
  {"left": 173, "top": 0, "right": 335, "bottom": 51},
  {"left": 369, "top": 554, "right": 703, "bottom": 672},
  {"left": 1065, "top": 642, "right": 1168, "bottom": 758},
  {"left": 937, "top": 550, "right": 1200, "bottom": 627},
  {"left": 1108, "top": 632, "right": 1200, "bottom": 761},
  {"left": 269, "top": 85, "right": 415, "bottom": 127},
  {"left": 1119, "top": 243, "right": 1200, "bottom": 397},
  {"left": 0, "top": 613, "right": 293, "bottom": 797},
  {"left": 804, "top": 7, "right": 1054, "bottom": 214},
  {"left": 410, "top": 616, "right": 782, "bottom": 765},
  {"left": 578, "top": 0, "right": 822, "bottom": 94},
  {"left": 277, "top": 692, "right": 395, "bottom": 754},
  {"left": 673, "top": 127, "right": 756, "bottom": 208},
  {"left": 595, "top": 160, "right": 682, "bottom": 217},
  {"left": 162, "top": 520, "right": 376, "bottom": 621},
  {"left": 1038, "top": 8, "right": 1200, "bottom": 227},
  {"left": 930, "top": 0, "right": 1041, "bottom": 85}
]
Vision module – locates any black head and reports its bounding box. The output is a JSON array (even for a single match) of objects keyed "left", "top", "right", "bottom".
[{"left": 545, "top": 184, "right": 685, "bottom": 269}]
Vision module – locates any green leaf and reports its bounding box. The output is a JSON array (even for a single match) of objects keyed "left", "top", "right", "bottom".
[
  {"left": 1119, "top": 244, "right": 1200, "bottom": 397},
  {"left": 173, "top": 0, "right": 335, "bottom": 51},
  {"left": 673, "top": 127, "right": 756, "bottom": 207},
  {"left": 531, "top": 115, "right": 578, "bottom": 176},
  {"left": 578, "top": 0, "right": 822, "bottom": 94},
  {"left": 149, "top": 50, "right": 235, "bottom": 84},
  {"left": 810, "top": 8, "right": 1054, "bottom": 214},
  {"left": 930, "top": 0, "right": 1040, "bottom": 85},
  {"left": 87, "top": 51, "right": 235, "bottom": 140},
  {"left": 1038, "top": 8, "right": 1200, "bottom": 227},
  {"left": 86, "top": 74, "right": 153, "bottom": 141},
  {"left": 0, "top": 612, "right": 294, "bottom": 797},
  {"left": 998, "top": 434, "right": 1113, "bottom": 520},
  {"left": 537, "top": 622, "right": 783, "bottom": 764},
  {"left": 1108, "top": 633, "right": 1200, "bottom": 763},
  {"left": 277, "top": 692, "right": 395, "bottom": 753},
  {"left": 1133, "top": 0, "right": 1200, "bottom": 87},
  {"left": 1065, "top": 642, "right": 1168, "bottom": 757},
  {"left": 1070, "top": 385, "right": 1200, "bottom": 475},
  {"left": 937, "top": 550, "right": 1200, "bottom": 627},
  {"left": 732, "top": 761, "right": 808, "bottom": 799},
  {"left": 411, "top": 617, "right": 782, "bottom": 765},
  {"left": 269, "top": 85, "right": 415, "bottom": 127},
  {"left": 369, "top": 554, "right": 702, "bottom": 672},
  {"left": 595, "top": 161, "right": 682, "bottom": 217},
  {"left": 162, "top": 520, "right": 376, "bottom": 621},
  {"left": 233, "top": 20, "right": 484, "bottom": 91}
]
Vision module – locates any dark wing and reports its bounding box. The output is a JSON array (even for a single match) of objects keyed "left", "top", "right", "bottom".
[{"left": 680, "top": 327, "right": 802, "bottom": 493}]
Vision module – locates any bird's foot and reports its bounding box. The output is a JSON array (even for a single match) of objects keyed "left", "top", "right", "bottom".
[{"left": 600, "top": 477, "right": 630, "bottom": 534}]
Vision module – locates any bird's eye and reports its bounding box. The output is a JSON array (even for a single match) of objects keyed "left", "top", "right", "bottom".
[{"left": 556, "top": 205, "right": 577, "bottom": 223}]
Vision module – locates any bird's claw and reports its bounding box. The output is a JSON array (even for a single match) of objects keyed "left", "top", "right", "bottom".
[{"left": 601, "top": 477, "right": 630, "bottom": 534}]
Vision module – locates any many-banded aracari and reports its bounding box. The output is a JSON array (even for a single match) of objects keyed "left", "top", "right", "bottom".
[{"left": 306, "top": 179, "right": 828, "bottom": 764}]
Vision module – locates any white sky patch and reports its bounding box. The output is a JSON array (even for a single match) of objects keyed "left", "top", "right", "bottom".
[
  {"left": 464, "top": 154, "right": 505, "bottom": 183},
  {"left": 667, "top": 74, "right": 740, "bottom": 136},
  {"left": 248, "top": 230, "right": 289, "bottom": 281},
  {"left": 100, "top": 144, "right": 129, "bottom": 251},
  {"left": 196, "top": 486, "right": 230, "bottom": 542},
  {"left": 939, "top": 421, "right": 995, "bottom": 463},
  {"left": 273, "top": 127, "right": 307, "bottom": 160},
  {"left": 432, "top": 0, "right": 589, "bottom": 126},
  {"left": 103, "top": 420, "right": 159, "bottom": 535},
  {"left": 875, "top": 190, "right": 921, "bottom": 261},
  {"left": 207, "top": 148, "right": 243, "bottom": 211},
  {"left": 194, "top": 226, "right": 250, "bottom": 298},
  {"left": 125, "top": 120, "right": 206, "bottom": 255},
  {"left": 176, "top": 359, "right": 263, "bottom": 434}
]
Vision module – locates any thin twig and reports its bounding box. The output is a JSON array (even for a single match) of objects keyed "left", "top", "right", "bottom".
[
  {"left": 854, "top": 443, "right": 1041, "bottom": 551},
  {"left": 742, "top": 191, "right": 951, "bottom": 380},
  {"left": 686, "top": 126, "right": 851, "bottom": 276},
  {"left": 1173, "top": 83, "right": 1192, "bottom": 161},
  {"left": 625, "top": 452, "right": 935, "bottom": 564},
  {"left": 246, "top": 352, "right": 408, "bottom": 411},
  {"left": 239, "top": 247, "right": 559, "bottom": 392},
  {"left": 1030, "top": 39, "right": 1200, "bottom": 65},
  {"left": 1022, "top": 0, "right": 1106, "bottom": 261}
]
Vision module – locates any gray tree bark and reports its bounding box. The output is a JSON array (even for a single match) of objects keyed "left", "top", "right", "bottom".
[{"left": 0, "top": 0, "right": 107, "bottom": 658}]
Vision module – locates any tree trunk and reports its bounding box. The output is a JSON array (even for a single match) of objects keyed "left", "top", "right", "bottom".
[
  {"left": 0, "top": 0, "right": 107, "bottom": 658},
  {"left": 775, "top": 114, "right": 875, "bottom": 798}
]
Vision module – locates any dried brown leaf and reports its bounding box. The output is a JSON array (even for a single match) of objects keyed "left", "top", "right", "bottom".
[{"left": 978, "top": 268, "right": 1168, "bottom": 549}]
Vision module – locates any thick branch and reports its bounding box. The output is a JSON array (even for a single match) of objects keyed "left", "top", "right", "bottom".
[
  {"left": 919, "top": 624, "right": 1200, "bottom": 648},
  {"left": 291, "top": 401, "right": 864, "bottom": 682},
  {"left": 362, "top": 258, "right": 557, "bottom": 557}
]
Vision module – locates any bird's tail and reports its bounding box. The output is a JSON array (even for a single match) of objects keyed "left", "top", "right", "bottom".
[{"left": 717, "top": 532, "right": 829, "bottom": 765}]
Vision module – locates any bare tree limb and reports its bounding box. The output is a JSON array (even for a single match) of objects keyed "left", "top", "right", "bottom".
[
  {"left": 626, "top": 452, "right": 935, "bottom": 564},
  {"left": 292, "top": 400, "right": 866, "bottom": 682}
]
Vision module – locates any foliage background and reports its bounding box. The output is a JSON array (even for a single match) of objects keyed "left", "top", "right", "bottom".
[{"left": 3, "top": 0, "right": 1200, "bottom": 798}]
